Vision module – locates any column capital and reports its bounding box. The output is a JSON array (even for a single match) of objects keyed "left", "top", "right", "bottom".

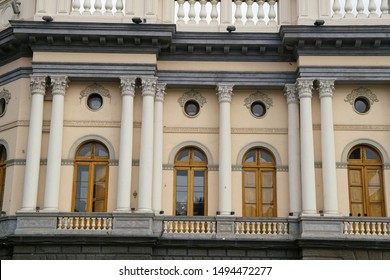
[
  {"left": 30, "top": 75, "right": 47, "bottom": 96},
  {"left": 317, "top": 79, "right": 336, "bottom": 99},
  {"left": 120, "top": 76, "right": 137, "bottom": 97},
  {"left": 141, "top": 77, "right": 158, "bottom": 97},
  {"left": 50, "top": 76, "right": 69, "bottom": 96},
  {"left": 155, "top": 83, "right": 167, "bottom": 102},
  {"left": 297, "top": 78, "right": 314, "bottom": 99},
  {"left": 216, "top": 83, "right": 234, "bottom": 103},
  {"left": 284, "top": 84, "right": 299, "bottom": 104}
]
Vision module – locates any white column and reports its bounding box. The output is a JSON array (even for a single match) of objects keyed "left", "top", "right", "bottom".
[
  {"left": 216, "top": 83, "right": 234, "bottom": 215},
  {"left": 42, "top": 76, "right": 69, "bottom": 212},
  {"left": 284, "top": 84, "right": 302, "bottom": 216},
  {"left": 137, "top": 77, "right": 157, "bottom": 213},
  {"left": 318, "top": 79, "right": 339, "bottom": 216},
  {"left": 116, "top": 76, "right": 136, "bottom": 212},
  {"left": 19, "top": 76, "right": 47, "bottom": 212},
  {"left": 297, "top": 78, "right": 317, "bottom": 216},
  {"left": 152, "top": 83, "right": 167, "bottom": 214}
]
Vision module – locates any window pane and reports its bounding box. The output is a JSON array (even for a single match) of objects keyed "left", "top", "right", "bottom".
[
  {"left": 262, "top": 172, "right": 273, "bottom": 188},
  {"left": 367, "top": 169, "right": 380, "bottom": 186},
  {"left": 245, "top": 204, "right": 257, "bottom": 217},
  {"left": 369, "top": 204, "right": 383, "bottom": 217},
  {"left": 92, "top": 165, "right": 106, "bottom": 212},
  {"left": 177, "top": 150, "right": 189, "bottom": 162},
  {"left": 368, "top": 187, "right": 382, "bottom": 203},
  {"left": 365, "top": 148, "right": 379, "bottom": 160},
  {"left": 176, "top": 170, "right": 188, "bottom": 216},
  {"left": 74, "top": 165, "right": 89, "bottom": 212},
  {"left": 193, "top": 150, "right": 206, "bottom": 162},
  {"left": 349, "top": 148, "right": 361, "bottom": 160},
  {"left": 260, "top": 151, "right": 273, "bottom": 163},
  {"left": 262, "top": 205, "right": 274, "bottom": 217},
  {"left": 193, "top": 171, "right": 205, "bottom": 216},
  {"left": 245, "top": 188, "right": 256, "bottom": 204},
  {"left": 244, "top": 151, "right": 256, "bottom": 163},
  {"left": 95, "top": 143, "right": 109, "bottom": 157},
  {"left": 78, "top": 143, "right": 92, "bottom": 157},
  {"left": 244, "top": 171, "right": 256, "bottom": 187},
  {"left": 262, "top": 188, "right": 274, "bottom": 204}
]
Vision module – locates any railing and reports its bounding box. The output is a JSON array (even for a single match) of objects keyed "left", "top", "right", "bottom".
[
  {"left": 343, "top": 218, "right": 390, "bottom": 235},
  {"left": 57, "top": 215, "right": 113, "bottom": 230},
  {"left": 163, "top": 218, "right": 216, "bottom": 234},
  {"left": 235, "top": 219, "right": 288, "bottom": 235},
  {"left": 330, "top": 0, "right": 389, "bottom": 19},
  {"left": 71, "top": 0, "right": 124, "bottom": 15}
]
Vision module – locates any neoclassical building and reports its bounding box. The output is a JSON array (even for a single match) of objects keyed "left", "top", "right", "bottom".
[{"left": 0, "top": 0, "right": 390, "bottom": 259}]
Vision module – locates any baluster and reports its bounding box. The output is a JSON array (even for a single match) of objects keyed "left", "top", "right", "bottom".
[
  {"left": 185, "top": 221, "right": 190, "bottom": 233},
  {"left": 343, "top": 222, "right": 349, "bottom": 234},
  {"left": 360, "top": 221, "right": 366, "bottom": 235},
  {"left": 277, "top": 223, "right": 283, "bottom": 235},
  {"left": 256, "top": 0, "right": 265, "bottom": 26},
  {"left": 212, "top": 222, "right": 216, "bottom": 234},
  {"left": 105, "top": 0, "right": 113, "bottom": 15},
  {"left": 168, "top": 221, "right": 173, "bottom": 233},
  {"left": 353, "top": 221, "right": 359, "bottom": 234},
  {"left": 92, "top": 218, "right": 97, "bottom": 230},
  {"left": 190, "top": 221, "right": 194, "bottom": 233},
  {"left": 102, "top": 218, "right": 107, "bottom": 230},
  {"left": 201, "top": 221, "right": 205, "bottom": 233},
  {"left": 83, "top": 0, "right": 92, "bottom": 15},
  {"left": 188, "top": 0, "right": 196, "bottom": 24},
  {"left": 116, "top": 0, "right": 124, "bottom": 15},
  {"left": 64, "top": 217, "right": 69, "bottom": 229},
  {"left": 356, "top": 0, "right": 366, "bottom": 18},
  {"left": 246, "top": 0, "right": 255, "bottom": 26},
  {"left": 86, "top": 217, "right": 91, "bottom": 230},
  {"left": 372, "top": 222, "right": 377, "bottom": 235},
  {"left": 57, "top": 217, "right": 63, "bottom": 230},
  {"left": 75, "top": 217, "right": 80, "bottom": 230},
  {"left": 235, "top": 222, "right": 240, "bottom": 234},
  {"left": 256, "top": 222, "right": 261, "bottom": 234},
  {"left": 250, "top": 222, "right": 255, "bottom": 234},
  {"left": 381, "top": 0, "right": 389, "bottom": 17},
  {"left": 365, "top": 222, "right": 371, "bottom": 235},
  {"left": 180, "top": 221, "right": 185, "bottom": 233},
  {"left": 72, "top": 0, "right": 81, "bottom": 15},
  {"left": 283, "top": 223, "right": 288, "bottom": 235},
  {"left": 332, "top": 0, "right": 342, "bottom": 18},
  {"left": 268, "top": 0, "right": 276, "bottom": 25},
  {"left": 206, "top": 222, "right": 211, "bottom": 234},
  {"left": 173, "top": 221, "right": 178, "bottom": 233},
  {"left": 261, "top": 222, "right": 266, "bottom": 234},
  {"left": 196, "top": 221, "right": 200, "bottom": 233},
  {"left": 344, "top": 0, "right": 353, "bottom": 18},
  {"left": 383, "top": 223, "right": 389, "bottom": 235},
  {"left": 267, "top": 222, "right": 272, "bottom": 234},
  {"left": 107, "top": 218, "right": 113, "bottom": 230},
  {"left": 163, "top": 221, "right": 168, "bottom": 233},
  {"left": 368, "top": 0, "right": 378, "bottom": 17},
  {"left": 210, "top": 0, "right": 219, "bottom": 25},
  {"left": 272, "top": 222, "right": 277, "bottom": 235},
  {"left": 97, "top": 218, "right": 102, "bottom": 230},
  {"left": 199, "top": 0, "right": 207, "bottom": 24},
  {"left": 94, "top": 0, "right": 102, "bottom": 15},
  {"left": 177, "top": 0, "right": 185, "bottom": 24},
  {"left": 377, "top": 222, "right": 383, "bottom": 235},
  {"left": 80, "top": 218, "right": 85, "bottom": 230},
  {"left": 234, "top": 0, "right": 243, "bottom": 26}
]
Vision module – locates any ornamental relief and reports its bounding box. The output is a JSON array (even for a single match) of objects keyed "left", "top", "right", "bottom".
[
  {"left": 344, "top": 87, "right": 378, "bottom": 106},
  {"left": 80, "top": 83, "right": 111, "bottom": 103},
  {"left": 178, "top": 89, "right": 207, "bottom": 108},
  {"left": 0, "top": 88, "right": 11, "bottom": 103},
  {"left": 244, "top": 91, "right": 273, "bottom": 109}
]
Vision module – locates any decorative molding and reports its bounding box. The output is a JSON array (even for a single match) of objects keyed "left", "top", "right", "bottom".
[
  {"left": 0, "top": 88, "right": 11, "bottom": 104},
  {"left": 50, "top": 76, "right": 69, "bottom": 96},
  {"left": 336, "top": 162, "right": 348, "bottom": 169},
  {"left": 340, "top": 138, "right": 390, "bottom": 164},
  {"left": 236, "top": 142, "right": 283, "bottom": 166},
  {"left": 163, "top": 164, "right": 174, "bottom": 170},
  {"left": 164, "top": 127, "right": 218, "bottom": 134},
  {"left": 276, "top": 165, "right": 289, "bottom": 172},
  {"left": 284, "top": 84, "right": 298, "bottom": 105},
  {"left": 296, "top": 78, "right": 314, "bottom": 99},
  {"left": 232, "top": 128, "right": 287, "bottom": 134},
  {"left": 30, "top": 75, "right": 47, "bottom": 96},
  {"left": 317, "top": 79, "right": 335, "bottom": 99},
  {"left": 178, "top": 89, "right": 207, "bottom": 108},
  {"left": 315, "top": 162, "right": 322, "bottom": 168},
  {"left": 216, "top": 83, "right": 234, "bottom": 103},
  {"left": 344, "top": 87, "right": 378, "bottom": 106},
  {"left": 6, "top": 159, "right": 26, "bottom": 167},
  {"left": 155, "top": 83, "right": 167, "bottom": 102},
  {"left": 168, "top": 141, "right": 214, "bottom": 165},
  {"left": 141, "top": 77, "right": 157, "bottom": 97},
  {"left": 119, "top": 76, "right": 136, "bottom": 97},
  {"left": 244, "top": 91, "right": 273, "bottom": 109},
  {"left": 80, "top": 83, "right": 111, "bottom": 102}
]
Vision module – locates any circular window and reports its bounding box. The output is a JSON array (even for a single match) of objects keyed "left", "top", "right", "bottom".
[
  {"left": 250, "top": 101, "right": 266, "bottom": 118},
  {"left": 0, "top": 98, "right": 6, "bottom": 117},
  {"left": 184, "top": 100, "right": 200, "bottom": 117},
  {"left": 87, "top": 93, "right": 103, "bottom": 111},
  {"left": 354, "top": 97, "right": 370, "bottom": 114}
]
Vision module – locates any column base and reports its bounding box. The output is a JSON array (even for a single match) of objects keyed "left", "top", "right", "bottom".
[
  {"left": 40, "top": 208, "right": 60, "bottom": 213},
  {"left": 17, "top": 207, "right": 38, "bottom": 213},
  {"left": 217, "top": 211, "right": 234, "bottom": 216},
  {"left": 135, "top": 208, "right": 154, "bottom": 214},
  {"left": 323, "top": 211, "right": 341, "bottom": 217},
  {"left": 300, "top": 212, "right": 320, "bottom": 217},
  {"left": 113, "top": 208, "right": 132, "bottom": 213}
]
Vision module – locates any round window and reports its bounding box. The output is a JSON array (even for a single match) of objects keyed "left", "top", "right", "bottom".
[
  {"left": 250, "top": 101, "right": 266, "bottom": 118},
  {"left": 354, "top": 97, "right": 370, "bottom": 114},
  {"left": 0, "top": 98, "right": 6, "bottom": 117},
  {"left": 184, "top": 100, "right": 200, "bottom": 117},
  {"left": 87, "top": 93, "right": 103, "bottom": 111}
]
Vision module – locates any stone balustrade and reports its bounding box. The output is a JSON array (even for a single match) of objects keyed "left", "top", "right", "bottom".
[
  {"left": 163, "top": 218, "right": 216, "bottom": 234},
  {"left": 343, "top": 218, "right": 390, "bottom": 235},
  {"left": 235, "top": 219, "right": 288, "bottom": 235},
  {"left": 330, "top": 0, "right": 389, "bottom": 20},
  {"left": 57, "top": 214, "right": 113, "bottom": 230}
]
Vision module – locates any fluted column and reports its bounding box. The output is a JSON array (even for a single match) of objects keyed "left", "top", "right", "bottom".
[
  {"left": 19, "top": 76, "right": 47, "bottom": 212},
  {"left": 297, "top": 78, "right": 317, "bottom": 216},
  {"left": 217, "top": 83, "right": 234, "bottom": 215},
  {"left": 137, "top": 77, "right": 157, "bottom": 213},
  {"left": 318, "top": 79, "right": 339, "bottom": 216},
  {"left": 152, "top": 83, "right": 167, "bottom": 214},
  {"left": 284, "top": 84, "right": 301, "bottom": 216},
  {"left": 43, "top": 76, "right": 69, "bottom": 212},
  {"left": 116, "top": 76, "right": 136, "bottom": 212}
]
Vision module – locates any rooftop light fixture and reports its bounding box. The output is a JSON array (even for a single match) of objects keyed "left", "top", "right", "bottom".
[
  {"left": 42, "top": 16, "right": 53, "bottom": 22},
  {"left": 132, "top": 17, "right": 142, "bottom": 24},
  {"left": 226, "top": 25, "right": 236, "bottom": 33},
  {"left": 314, "top": 19, "right": 325, "bottom": 26}
]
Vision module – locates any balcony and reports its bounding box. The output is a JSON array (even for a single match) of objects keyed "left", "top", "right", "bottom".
[{"left": 1, "top": 0, "right": 389, "bottom": 33}]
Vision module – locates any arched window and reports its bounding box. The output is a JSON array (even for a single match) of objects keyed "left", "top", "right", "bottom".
[
  {"left": 174, "top": 147, "right": 208, "bottom": 216},
  {"left": 0, "top": 145, "right": 6, "bottom": 211},
  {"left": 348, "top": 145, "right": 385, "bottom": 217},
  {"left": 242, "top": 148, "right": 276, "bottom": 217},
  {"left": 72, "top": 141, "right": 109, "bottom": 212}
]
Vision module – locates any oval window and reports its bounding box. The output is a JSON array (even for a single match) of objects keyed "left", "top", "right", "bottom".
[
  {"left": 354, "top": 97, "right": 370, "bottom": 114},
  {"left": 184, "top": 100, "right": 200, "bottom": 117},
  {"left": 87, "top": 93, "right": 103, "bottom": 111},
  {"left": 251, "top": 101, "right": 266, "bottom": 118}
]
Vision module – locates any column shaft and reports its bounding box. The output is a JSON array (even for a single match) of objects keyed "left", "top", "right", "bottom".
[
  {"left": 318, "top": 79, "right": 339, "bottom": 216},
  {"left": 137, "top": 77, "right": 157, "bottom": 213},
  {"left": 20, "top": 76, "right": 47, "bottom": 212},
  {"left": 43, "top": 76, "right": 69, "bottom": 211},
  {"left": 284, "top": 84, "right": 301, "bottom": 216},
  {"left": 217, "top": 83, "right": 234, "bottom": 215},
  {"left": 152, "top": 83, "right": 166, "bottom": 214},
  {"left": 116, "top": 76, "right": 136, "bottom": 211},
  {"left": 297, "top": 79, "right": 317, "bottom": 215}
]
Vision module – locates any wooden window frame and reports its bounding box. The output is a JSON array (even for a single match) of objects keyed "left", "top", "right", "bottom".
[{"left": 0, "top": 146, "right": 6, "bottom": 211}]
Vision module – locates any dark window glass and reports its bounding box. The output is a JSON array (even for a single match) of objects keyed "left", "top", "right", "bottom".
[
  {"left": 251, "top": 102, "right": 266, "bottom": 117},
  {"left": 87, "top": 93, "right": 103, "bottom": 111},
  {"left": 354, "top": 97, "right": 370, "bottom": 114},
  {"left": 184, "top": 101, "right": 200, "bottom": 117}
]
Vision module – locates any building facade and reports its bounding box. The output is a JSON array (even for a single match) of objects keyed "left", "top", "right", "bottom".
[{"left": 0, "top": 0, "right": 390, "bottom": 259}]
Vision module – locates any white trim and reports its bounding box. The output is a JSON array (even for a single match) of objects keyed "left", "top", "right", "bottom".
[
  {"left": 68, "top": 135, "right": 116, "bottom": 160},
  {"left": 341, "top": 138, "right": 389, "bottom": 164},
  {"left": 236, "top": 142, "right": 283, "bottom": 166},
  {"left": 168, "top": 141, "right": 214, "bottom": 165}
]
